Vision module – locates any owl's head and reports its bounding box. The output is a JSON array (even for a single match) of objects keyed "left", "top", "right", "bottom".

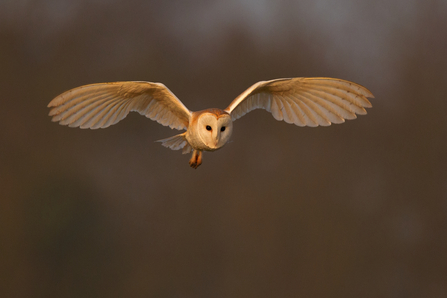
[{"left": 197, "top": 109, "right": 233, "bottom": 150}]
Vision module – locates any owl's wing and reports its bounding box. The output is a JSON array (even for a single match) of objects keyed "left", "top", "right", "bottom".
[
  {"left": 224, "top": 77, "right": 374, "bottom": 127},
  {"left": 48, "top": 81, "right": 191, "bottom": 130}
]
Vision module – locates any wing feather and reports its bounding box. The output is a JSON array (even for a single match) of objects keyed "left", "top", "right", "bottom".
[
  {"left": 294, "top": 97, "right": 318, "bottom": 127},
  {"left": 66, "top": 95, "right": 117, "bottom": 127},
  {"left": 302, "top": 79, "right": 373, "bottom": 106},
  {"left": 281, "top": 99, "right": 295, "bottom": 124},
  {"left": 52, "top": 93, "right": 110, "bottom": 122},
  {"left": 83, "top": 98, "right": 120, "bottom": 129},
  {"left": 300, "top": 90, "right": 357, "bottom": 120},
  {"left": 225, "top": 77, "right": 374, "bottom": 127},
  {"left": 302, "top": 87, "right": 367, "bottom": 114},
  {"left": 48, "top": 81, "right": 191, "bottom": 130},
  {"left": 92, "top": 97, "right": 125, "bottom": 129},
  {"left": 287, "top": 100, "right": 306, "bottom": 127},
  {"left": 293, "top": 96, "right": 331, "bottom": 126},
  {"left": 102, "top": 99, "right": 129, "bottom": 128},
  {"left": 270, "top": 96, "right": 283, "bottom": 121}
]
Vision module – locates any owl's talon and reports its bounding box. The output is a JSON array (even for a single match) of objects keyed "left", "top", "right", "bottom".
[
  {"left": 189, "top": 150, "right": 202, "bottom": 169},
  {"left": 189, "top": 160, "right": 201, "bottom": 169}
]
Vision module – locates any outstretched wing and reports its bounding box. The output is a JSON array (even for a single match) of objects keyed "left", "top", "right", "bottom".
[
  {"left": 48, "top": 81, "right": 191, "bottom": 130},
  {"left": 224, "top": 77, "right": 374, "bottom": 127}
]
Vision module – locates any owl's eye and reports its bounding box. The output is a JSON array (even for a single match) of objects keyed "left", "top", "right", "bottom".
[
  {"left": 206, "top": 125, "right": 212, "bottom": 131},
  {"left": 220, "top": 126, "right": 226, "bottom": 132}
]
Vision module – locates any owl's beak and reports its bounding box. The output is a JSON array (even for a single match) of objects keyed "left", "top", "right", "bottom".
[{"left": 213, "top": 133, "right": 220, "bottom": 147}]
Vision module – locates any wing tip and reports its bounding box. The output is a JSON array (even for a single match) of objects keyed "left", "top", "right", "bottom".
[
  {"left": 47, "top": 95, "right": 60, "bottom": 107},
  {"left": 362, "top": 88, "right": 375, "bottom": 99},
  {"left": 361, "top": 96, "right": 373, "bottom": 108}
]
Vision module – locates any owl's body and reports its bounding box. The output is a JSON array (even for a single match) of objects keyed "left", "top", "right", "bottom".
[
  {"left": 155, "top": 108, "right": 233, "bottom": 168},
  {"left": 48, "top": 77, "right": 374, "bottom": 168}
]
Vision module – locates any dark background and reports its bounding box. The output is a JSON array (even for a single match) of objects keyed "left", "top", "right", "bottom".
[{"left": 1, "top": 1, "right": 446, "bottom": 297}]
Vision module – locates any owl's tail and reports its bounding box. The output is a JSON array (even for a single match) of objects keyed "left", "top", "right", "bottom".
[{"left": 156, "top": 132, "right": 192, "bottom": 154}]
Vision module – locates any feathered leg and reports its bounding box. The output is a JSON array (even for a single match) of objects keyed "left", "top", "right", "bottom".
[{"left": 189, "top": 150, "right": 203, "bottom": 169}]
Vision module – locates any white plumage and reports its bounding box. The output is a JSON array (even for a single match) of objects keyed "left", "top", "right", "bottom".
[{"left": 48, "top": 77, "right": 374, "bottom": 168}]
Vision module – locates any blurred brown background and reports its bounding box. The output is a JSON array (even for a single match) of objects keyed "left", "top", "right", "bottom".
[{"left": 1, "top": 1, "right": 446, "bottom": 297}]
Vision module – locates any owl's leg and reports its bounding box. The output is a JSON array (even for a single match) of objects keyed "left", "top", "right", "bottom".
[{"left": 189, "top": 150, "right": 203, "bottom": 169}]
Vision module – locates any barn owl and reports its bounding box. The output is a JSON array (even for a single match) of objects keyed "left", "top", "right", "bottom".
[{"left": 48, "top": 77, "right": 374, "bottom": 168}]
